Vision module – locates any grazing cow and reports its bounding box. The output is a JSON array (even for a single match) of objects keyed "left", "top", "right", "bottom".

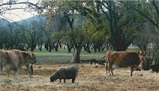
[
  {"left": 149, "top": 64, "right": 159, "bottom": 73},
  {"left": 50, "top": 66, "right": 78, "bottom": 83},
  {"left": 0, "top": 50, "right": 37, "bottom": 80},
  {"left": 102, "top": 51, "right": 145, "bottom": 76}
]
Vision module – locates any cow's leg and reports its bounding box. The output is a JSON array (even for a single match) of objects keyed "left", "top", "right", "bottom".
[
  {"left": 110, "top": 68, "right": 114, "bottom": 76},
  {"left": 13, "top": 69, "right": 18, "bottom": 80},
  {"left": 27, "top": 64, "right": 33, "bottom": 78},
  {"left": 106, "top": 58, "right": 113, "bottom": 76},
  {"left": 108, "top": 68, "right": 110, "bottom": 76},
  {"left": 108, "top": 62, "right": 113, "bottom": 76},
  {"left": 130, "top": 66, "right": 134, "bottom": 76},
  {"left": 108, "top": 67, "right": 112, "bottom": 76},
  {"left": 105, "top": 61, "right": 110, "bottom": 75},
  {"left": 72, "top": 78, "right": 75, "bottom": 83},
  {"left": 59, "top": 79, "right": 62, "bottom": 83},
  {"left": 105, "top": 66, "right": 107, "bottom": 72},
  {"left": 0, "top": 67, "right": 2, "bottom": 80},
  {"left": 7, "top": 70, "right": 9, "bottom": 77},
  {"left": 64, "top": 79, "right": 66, "bottom": 83},
  {"left": 105, "top": 65, "right": 108, "bottom": 73},
  {"left": 106, "top": 66, "right": 112, "bottom": 76},
  {"left": 107, "top": 67, "right": 110, "bottom": 76}
]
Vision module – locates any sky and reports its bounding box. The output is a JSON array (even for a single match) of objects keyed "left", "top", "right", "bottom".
[{"left": 0, "top": 0, "right": 40, "bottom": 22}]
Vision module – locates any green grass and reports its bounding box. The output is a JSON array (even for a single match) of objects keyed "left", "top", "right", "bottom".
[
  {"left": 33, "top": 48, "right": 105, "bottom": 64},
  {"left": 33, "top": 47, "right": 140, "bottom": 64}
]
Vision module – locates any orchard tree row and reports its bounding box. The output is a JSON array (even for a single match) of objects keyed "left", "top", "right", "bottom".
[{"left": 1, "top": 0, "right": 159, "bottom": 63}]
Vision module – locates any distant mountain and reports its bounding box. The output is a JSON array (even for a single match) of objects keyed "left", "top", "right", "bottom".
[
  {"left": 0, "top": 18, "right": 11, "bottom": 27},
  {"left": 0, "top": 14, "right": 47, "bottom": 29},
  {"left": 16, "top": 14, "right": 47, "bottom": 26}
]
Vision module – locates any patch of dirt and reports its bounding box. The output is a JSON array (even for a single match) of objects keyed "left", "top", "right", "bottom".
[{"left": 0, "top": 64, "right": 159, "bottom": 91}]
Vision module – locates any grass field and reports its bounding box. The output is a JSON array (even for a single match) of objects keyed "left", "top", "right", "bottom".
[
  {"left": 34, "top": 48, "right": 106, "bottom": 64},
  {"left": 34, "top": 46, "right": 141, "bottom": 64},
  {"left": 0, "top": 47, "right": 158, "bottom": 91}
]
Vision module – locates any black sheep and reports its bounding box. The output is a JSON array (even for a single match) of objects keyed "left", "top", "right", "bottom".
[
  {"left": 98, "top": 60, "right": 105, "bottom": 65},
  {"left": 90, "top": 59, "right": 105, "bottom": 65},
  {"left": 149, "top": 64, "right": 159, "bottom": 73},
  {"left": 50, "top": 66, "right": 78, "bottom": 83},
  {"left": 90, "top": 59, "right": 98, "bottom": 65}
]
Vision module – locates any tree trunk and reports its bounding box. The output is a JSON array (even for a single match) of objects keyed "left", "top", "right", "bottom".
[
  {"left": 93, "top": 43, "right": 97, "bottom": 52},
  {"left": 31, "top": 44, "right": 36, "bottom": 52},
  {"left": 71, "top": 48, "right": 81, "bottom": 63},
  {"left": 112, "top": 44, "right": 127, "bottom": 51},
  {"left": 67, "top": 44, "right": 73, "bottom": 53},
  {"left": 115, "top": 43, "right": 127, "bottom": 51},
  {"left": 110, "top": 37, "right": 131, "bottom": 51},
  {"left": 54, "top": 44, "right": 59, "bottom": 52},
  {"left": 84, "top": 43, "right": 91, "bottom": 53},
  {"left": 48, "top": 44, "right": 52, "bottom": 52},
  {"left": 38, "top": 44, "right": 42, "bottom": 51}
]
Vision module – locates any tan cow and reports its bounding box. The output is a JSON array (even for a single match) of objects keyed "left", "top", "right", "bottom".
[
  {"left": 101, "top": 51, "right": 145, "bottom": 76},
  {"left": 0, "top": 50, "right": 37, "bottom": 80}
]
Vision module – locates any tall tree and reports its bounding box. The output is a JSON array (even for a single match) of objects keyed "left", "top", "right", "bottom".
[
  {"left": 43, "top": 1, "right": 86, "bottom": 63},
  {"left": 99, "top": 1, "right": 137, "bottom": 51},
  {"left": 131, "top": 0, "right": 159, "bottom": 29},
  {"left": 23, "top": 20, "right": 44, "bottom": 52}
]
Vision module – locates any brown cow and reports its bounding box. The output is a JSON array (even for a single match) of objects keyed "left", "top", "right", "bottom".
[
  {"left": 102, "top": 51, "right": 145, "bottom": 76},
  {"left": 0, "top": 50, "right": 37, "bottom": 80}
]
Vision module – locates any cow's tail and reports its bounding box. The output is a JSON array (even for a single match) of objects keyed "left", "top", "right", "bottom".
[
  {"left": 99, "top": 55, "right": 109, "bottom": 71},
  {"left": 98, "top": 55, "right": 105, "bottom": 61},
  {"left": 97, "top": 55, "right": 109, "bottom": 71},
  {"left": 97, "top": 55, "right": 106, "bottom": 65}
]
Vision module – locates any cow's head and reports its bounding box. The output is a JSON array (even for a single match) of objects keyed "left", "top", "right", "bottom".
[
  {"left": 138, "top": 51, "right": 147, "bottom": 61},
  {"left": 23, "top": 52, "right": 37, "bottom": 64}
]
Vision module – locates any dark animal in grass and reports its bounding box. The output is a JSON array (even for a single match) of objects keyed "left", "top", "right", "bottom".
[
  {"left": 50, "top": 66, "right": 78, "bottom": 83},
  {"left": 98, "top": 60, "right": 105, "bottom": 65},
  {"left": 90, "top": 59, "right": 105, "bottom": 65},
  {"left": 90, "top": 59, "right": 98, "bottom": 65},
  {"left": 149, "top": 64, "right": 159, "bottom": 73},
  {"left": 134, "top": 67, "right": 141, "bottom": 71}
]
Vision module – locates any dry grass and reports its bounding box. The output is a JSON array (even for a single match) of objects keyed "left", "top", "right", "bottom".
[{"left": 0, "top": 64, "right": 159, "bottom": 91}]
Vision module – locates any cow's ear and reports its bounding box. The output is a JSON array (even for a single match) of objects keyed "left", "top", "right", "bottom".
[
  {"left": 139, "top": 51, "right": 147, "bottom": 56},
  {"left": 139, "top": 51, "right": 143, "bottom": 55},
  {"left": 24, "top": 52, "right": 27, "bottom": 54},
  {"left": 22, "top": 52, "right": 28, "bottom": 56}
]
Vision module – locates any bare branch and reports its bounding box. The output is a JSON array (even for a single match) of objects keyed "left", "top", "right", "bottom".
[
  {"left": 0, "top": 1, "right": 45, "bottom": 10},
  {"left": 152, "top": 0, "right": 159, "bottom": 21},
  {"left": 133, "top": 7, "right": 158, "bottom": 28},
  {"left": 1, "top": 8, "right": 25, "bottom": 13}
]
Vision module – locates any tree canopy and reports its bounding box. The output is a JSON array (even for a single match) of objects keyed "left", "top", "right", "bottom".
[{"left": 1, "top": 0, "right": 159, "bottom": 63}]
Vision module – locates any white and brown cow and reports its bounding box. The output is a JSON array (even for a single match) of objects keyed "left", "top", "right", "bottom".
[
  {"left": 102, "top": 51, "right": 146, "bottom": 76},
  {"left": 0, "top": 50, "right": 37, "bottom": 80}
]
